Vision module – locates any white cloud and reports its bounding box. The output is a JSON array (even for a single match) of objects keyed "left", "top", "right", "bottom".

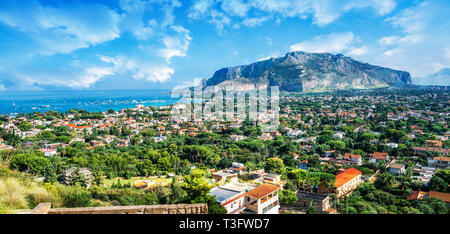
[
  {"left": 0, "top": 0, "right": 121, "bottom": 55},
  {"left": 242, "top": 16, "right": 270, "bottom": 27},
  {"left": 290, "top": 32, "right": 356, "bottom": 54},
  {"left": 189, "top": 0, "right": 398, "bottom": 32},
  {"left": 378, "top": 36, "right": 400, "bottom": 46},
  {"left": 133, "top": 65, "right": 174, "bottom": 82},
  {"left": 158, "top": 26, "right": 192, "bottom": 63},
  {"left": 221, "top": 0, "right": 250, "bottom": 17},
  {"left": 99, "top": 55, "right": 175, "bottom": 83},
  {"left": 67, "top": 67, "right": 115, "bottom": 88},
  {"left": 348, "top": 46, "right": 369, "bottom": 56},
  {"left": 372, "top": 1, "right": 450, "bottom": 77}
]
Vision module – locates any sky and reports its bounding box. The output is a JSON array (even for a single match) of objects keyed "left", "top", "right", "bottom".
[{"left": 0, "top": 0, "right": 449, "bottom": 91}]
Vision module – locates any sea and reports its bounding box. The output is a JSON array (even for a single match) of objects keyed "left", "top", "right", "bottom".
[{"left": 0, "top": 89, "right": 180, "bottom": 115}]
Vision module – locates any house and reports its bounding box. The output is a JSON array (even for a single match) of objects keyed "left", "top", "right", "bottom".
[
  {"left": 229, "top": 135, "right": 246, "bottom": 142},
  {"left": 427, "top": 157, "right": 450, "bottom": 169},
  {"left": 298, "top": 160, "right": 309, "bottom": 170},
  {"left": 343, "top": 153, "right": 362, "bottom": 165},
  {"left": 334, "top": 168, "right": 363, "bottom": 198},
  {"left": 0, "top": 144, "right": 13, "bottom": 150},
  {"left": 386, "top": 143, "right": 398, "bottom": 149},
  {"left": 208, "top": 182, "right": 256, "bottom": 214},
  {"left": 407, "top": 191, "right": 429, "bottom": 201},
  {"left": 407, "top": 190, "right": 450, "bottom": 208},
  {"left": 39, "top": 148, "right": 57, "bottom": 157},
  {"left": 153, "top": 135, "right": 167, "bottom": 142},
  {"left": 243, "top": 183, "right": 281, "bottom": 214},
  {"left": 228, "top": 162, "right": 246, "bottom": 175},
  {"left": 429, "top": 191, "right": 450, "bottom": 208},
  {"left": 21, "top": 141, "right": 35, "bottom": 148},
  {"left": 258, "top": 132, "right": 273, "bottom": 141},
  {"left": 388, "top": 163, "right": 406, "bottom": 175},
  {"left": 426, "top": 140, "right": 442, "bottom": 147},
  {"left": 333, "top": 132, "right": 344, "bottom": 140},
  {"left": 324, "top": 150, "right": 335, "bottom": 158},
  {"left": 369, "top": 152, "right": 389, "bottom": 163},
  {"left": 212, "top": 171, "right": 238, "bottom": 185},
  {"left": 293, "top": 191, "right": 332, "bottom": 213},
  {"left": 263, "top": 173, "right": 281, "bottom": 185},
  {"left": 287, "top": 130, "right": 305, "bottom": 137},
  {"left": 412, "top": 163, "right": 436, "bottom": 184},
  {"left": 413, "top": 147, "right": 450, "bottom": 156}
]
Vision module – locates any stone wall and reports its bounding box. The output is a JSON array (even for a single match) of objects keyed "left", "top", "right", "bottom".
[{"left": 20, "top": 203, "right": 208, "bottom": 214}]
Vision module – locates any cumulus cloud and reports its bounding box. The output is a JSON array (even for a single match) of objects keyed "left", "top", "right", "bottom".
[{"left": 158, "top": 26, "right": 192, "bottom": 63}]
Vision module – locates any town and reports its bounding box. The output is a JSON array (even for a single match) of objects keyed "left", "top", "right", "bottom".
[{"left": 0, "top": 87, "right": 449, "bottom": 214}]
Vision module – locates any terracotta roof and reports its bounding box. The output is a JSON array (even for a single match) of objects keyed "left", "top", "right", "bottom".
[
  {"left": 433, "top": 157, "right": 450, "bottom": 162},
  {"left": 406, "top": 191, "right": 429, "bottom": 201},
  {"left": 344, "top": 153, "right": 361, "bottom": 160},
  {"left": 429, "top": 191, "right": 450, "bottom": 203},
  {"left": 335, "top": 168, "right": 362, "bottom": 188},
  {"left": 244, "top": 183, "right": 280, "bottom": 200}
]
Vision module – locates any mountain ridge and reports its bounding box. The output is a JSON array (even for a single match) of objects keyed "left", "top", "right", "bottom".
[{"left": 202, "top": 51, "right": 411, "bottom": 92}]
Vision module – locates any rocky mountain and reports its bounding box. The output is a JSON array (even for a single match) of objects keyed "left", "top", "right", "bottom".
[
  {"left": 202, "top": 51, "right": 411, "bottom": 92},
  {"left": 413, "top": 68, "right": 450, "bottom": 86}
]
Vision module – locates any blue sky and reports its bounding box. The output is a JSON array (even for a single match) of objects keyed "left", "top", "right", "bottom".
[{"left": 0, "top": 0, "right": 449, "bottom": 91}]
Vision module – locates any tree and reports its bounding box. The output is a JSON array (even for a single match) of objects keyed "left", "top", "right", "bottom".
[
  {"left": 264, "top": 158, "right": 286, "bottom": 175},
  {"left": 306, "top": 199, "right": 317, "bottom": 214},
  {"left": 183, "top": 169, "right": 212, "bottom": 204},
  {"left": 375, "top": 172, "right": 396, "bottom": 192},
  {"left": 209, "top": 203, "right": 227, "bottom": 214},
  {"left": 18, "top": 121, "right": 32, "bottom": 132},
  {"left": 279, "top": 190, "right": 298, "bottom": 205},
  {"left": 429, "top": 176, "right": 448, "bottom": 192}
]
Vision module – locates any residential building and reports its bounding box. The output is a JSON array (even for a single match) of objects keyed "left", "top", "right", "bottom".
[
  {"left": 343, "top": 153, "right": 362, "bottom": 165},
  {"left": 369, "top": 152, "right": 389, "bottom": 163},
  {"left": 212, "top": 171, "right": 238, "bottom": 185},
  {"left": 334, "top": 168, "right": 363, "bottom": 198},
  {"left": 243, "top": 183, "right": 280, "bottom": 214},
  {"left": 228, "top": 162, "right": 246, "bottom": 175},
  {"left": 388, "top": 163, "right": 406, "bottom": 175},
  {"left": 427, "top": 157, "right": 450, "bottom": 169},
  {"left": 263, "top": 173, "right": 281, "bottom": 185},
  {"left": 293, "top": 191, "right": 332, "bottom": 213}
]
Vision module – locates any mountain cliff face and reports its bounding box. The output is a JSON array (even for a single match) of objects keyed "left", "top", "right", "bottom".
[{"left": 203, "top": 51, "right": 411, "bottom": 92}]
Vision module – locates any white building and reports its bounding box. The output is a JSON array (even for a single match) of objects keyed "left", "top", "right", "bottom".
[{"left": 243, "top": 183, "right": 280, "bottom": 214}]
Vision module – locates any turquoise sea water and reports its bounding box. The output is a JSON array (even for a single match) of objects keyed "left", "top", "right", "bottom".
[{"left": 0, "top": 89, "right": 179, "bottom": 115}]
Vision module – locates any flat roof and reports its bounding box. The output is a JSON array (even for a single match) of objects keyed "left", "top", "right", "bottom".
[{"left": 209, "top": 187, "right": 241, "bottom": 203}]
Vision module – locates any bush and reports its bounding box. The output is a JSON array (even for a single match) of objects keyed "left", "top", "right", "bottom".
[
  {"left": 58, "top": 185, "right": 92, "bottom": 207},
  {"left": 209, "top": 203, "right": 227, "bottom": 214}
]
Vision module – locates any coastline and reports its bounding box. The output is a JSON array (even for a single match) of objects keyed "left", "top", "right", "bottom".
[{"left": 0, "top": 89, "right": 179, "bottom": 115}]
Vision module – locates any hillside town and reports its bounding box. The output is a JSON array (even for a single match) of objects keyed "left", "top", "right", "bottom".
[{"left": 0, "top": 87, "right": 449, "bottom": 214}]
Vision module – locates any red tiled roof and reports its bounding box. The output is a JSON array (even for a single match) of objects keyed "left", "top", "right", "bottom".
[
  {"left": 335, "top": 168, "right": 362, "bottom": 188},
  {"left": 429, "top": 191, "right": 450, "bottom": 203},
  {"left": 244, "top": 183, "right": 280, "bottom": 200}
]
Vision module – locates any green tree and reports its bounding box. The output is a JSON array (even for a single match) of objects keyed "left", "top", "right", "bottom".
[
  {"left": 279, "top": 190, "right": 298, "bottom": 205},
  {"left": 264, "top": 158, "right": 286, "bottom": 175}
]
